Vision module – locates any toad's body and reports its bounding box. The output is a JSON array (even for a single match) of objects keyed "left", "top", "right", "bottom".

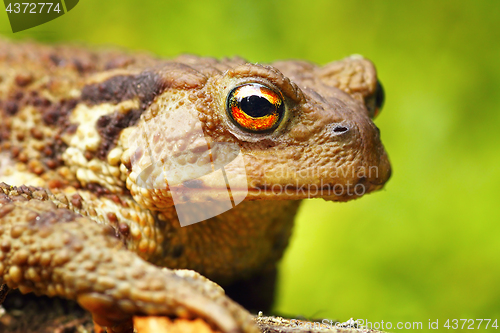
[{"left": 0, "top": 40, "right": 390, "bottom": 333}]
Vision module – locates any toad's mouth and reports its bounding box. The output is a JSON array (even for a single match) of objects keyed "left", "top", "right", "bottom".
[
  {"left": 246, "top": 179, "right": 387, "bottom": 202},
  {"left": 165, "top": 171, "right": 390, "bottom": 201},
  {"left": 156, "top": 168, "right": 390, "bottom": 226},
  {"left": 167, "top": 178, "right": 387, "bottom": 205}
]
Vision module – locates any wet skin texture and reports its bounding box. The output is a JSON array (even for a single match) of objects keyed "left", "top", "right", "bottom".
[{"left": 0, "top": 40, "right": 390, "bottom": 333}]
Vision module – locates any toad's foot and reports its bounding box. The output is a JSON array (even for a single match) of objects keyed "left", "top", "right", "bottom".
[{"left": 0, "top": 185, "right": 259, "bottom": 333}]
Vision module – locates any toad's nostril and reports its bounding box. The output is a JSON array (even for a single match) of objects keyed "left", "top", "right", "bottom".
[{"left": 332, "top": 125, "right": 349, "bottom": 134}]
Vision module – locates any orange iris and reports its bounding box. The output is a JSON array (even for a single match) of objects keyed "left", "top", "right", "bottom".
[{"left": 227, "top": 83, "right": 284, "bottom": 132}]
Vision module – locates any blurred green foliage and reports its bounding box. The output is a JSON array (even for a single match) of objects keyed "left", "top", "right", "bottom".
[{"left": 1, "top": 0, "right": 499, "bottom": 331}]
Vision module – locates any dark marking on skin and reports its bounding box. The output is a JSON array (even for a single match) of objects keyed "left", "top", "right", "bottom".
[
  {"left": 59, "top": 53, "right": 99, "bottom": 74},
  {"left": 107, "top": 212, "right": 118, "bottom": 223},
  {"left": 31, "top": 96, "right": 51, "bottom": 109},
  {"left": 30, "top": 127, "right": 44, "bottom": 140},
  {"left": 171, "top": 244, "right": 184, "bottom": 258},
  {"left": 13, "top": 91, "right": 23, "bottom": 101},
  {"left": 123, "top": 157, "right": 132, "bottom": 170},
  {"left": 28, "top": 159, "right": 44, "bottom": 175},
  {"left": 1, "top": 84, "right": 72, "bottom": 172},
  {"left": 95, "top": 108, "right": 143, "bottom": 160},
  {"left": 43, "top": 142, "right": 65, "bottom": 169},
  {"left": 0, "top": 86, "right": 71, "bottom": 173},
  {"left": 49, "top": 54, "right": 62, "bottom": 67},
  {"left": 84, "top": 150, "right": 94, "bottom": 161},
  {"left": 0, "top": 121, "right": 10, "bottom": 142},
  {"left": 39, "top": 144, "right": 50, "bottom": 156},
  {"left": 17, "top": 98, "right": 78, "bottom": 171},
  {"left": 47, "top": 179, "right": 64, "bottom": 189},
  {"left": 106, "top": 212, "right": 123, "bottom": 240},
  {"left": 86, "top": 183, "right": 111, "bottom": 196},
  {"left": 118, "top": 222, "right": 130, "bottom": 238},
  {"left": 11, "top": 146, "right": 20, "bottom": 158},
  {"left": 72, "top": 59, "right": 85, "bottom": 73},
  {"left": 18, "top": 152, "right": 28, "bottom": 163},
  {"left": 109, "top": 194, "right": 122, "bottom": 205},
  {"left": 4, "top": 101, "right": 18, "bottom": 115},
  {"left": 0, "top": 237, "right": 12, "bottom": 252},
  {"left": 41, "top": 99, "right": 77, "bottom": 128},
  {"left": 81, "top": 72, "right": 165, "bottom": 108},
  {"left": 70, "top": 194, "right": 83, "bottom": 210},
  {"left": 81, "top": 71, "right": 168, "bottom": 159},
  {"left": 15, "top": 73, "right": 33, "bottom": 87}
]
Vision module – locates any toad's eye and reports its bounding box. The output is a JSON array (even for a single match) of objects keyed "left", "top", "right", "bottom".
[{"left": 226, "top": 83, "right": 285, "bottom": 132}]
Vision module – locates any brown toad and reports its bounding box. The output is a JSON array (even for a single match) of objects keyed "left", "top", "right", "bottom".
[{"left": 0, "top": 39, "right": 390, "bottom": 332}]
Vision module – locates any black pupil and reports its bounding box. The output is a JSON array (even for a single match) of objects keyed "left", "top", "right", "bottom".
[{"left": 240, "top": 95, "right": 275, "bottom": 118}]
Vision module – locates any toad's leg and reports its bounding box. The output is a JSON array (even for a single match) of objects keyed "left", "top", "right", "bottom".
[{"left": 0, "top": 185, "right": 259, "bottom": 333}]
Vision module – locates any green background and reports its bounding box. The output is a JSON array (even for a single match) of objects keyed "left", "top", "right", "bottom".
[{"left": 1, "top": 0, "right": 499, "bottom": 331}]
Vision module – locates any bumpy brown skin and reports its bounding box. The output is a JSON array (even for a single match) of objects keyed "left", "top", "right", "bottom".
[{"left": 0, "top": 39, "right": 391, "bottom": 333}]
